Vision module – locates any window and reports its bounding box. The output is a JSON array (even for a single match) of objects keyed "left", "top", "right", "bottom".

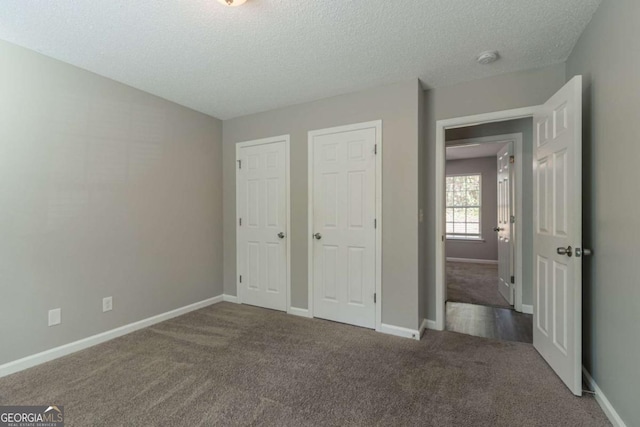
[{"left": 446, "top": 174, "right": 481, "bottom": 240}]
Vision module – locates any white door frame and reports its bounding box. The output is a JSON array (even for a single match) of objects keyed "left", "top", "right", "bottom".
[
  {"left": 235, "top": 135, "right": 292, "bottom": 312},
  {"left": 307, "top": 120, "right": 383, "bottom": 331},
  {"left": 435, "top": 107, "right": 538, "bottom": 331},
  {"left": 446, "top": 133, "right": 524, "bottom": 312}
]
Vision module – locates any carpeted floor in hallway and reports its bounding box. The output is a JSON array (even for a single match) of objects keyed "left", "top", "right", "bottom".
[
  {"left": 447, "top": 261, "right": 511, "bottom": 308},
  {"left": 0, "top": 302, "right": 608, "bottom": 426}
]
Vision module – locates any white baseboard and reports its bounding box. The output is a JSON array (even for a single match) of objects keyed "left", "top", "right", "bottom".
[
  {"left": 287, "top": 307, "right": 312, "bottom": 318},
  {"left": 418, "top": 319, "right": 428, "bottom": 338},
  {"left": 223, "top": 294, "right": 239, "bottom": 303},
  {"left": 583, "top": 366, "right": 627, "bottom": 427},
  {"left": 423, "top": 318, "right": 440, "bottom": 331},
  {"left": 446, "top": 257, "right": 498, "bottom": 265},
  {"left": 376, "top": 323, "right": 421, "bottom": 340},
  {"left": 0, "top": 295, "right": 224, "bottom": 379},
  {"left": 522, "top": 304, "right": 533, "bottom": 314}
]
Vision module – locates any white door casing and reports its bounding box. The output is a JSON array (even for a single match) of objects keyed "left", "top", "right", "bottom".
[
  {"left": 308, "top": 121, "right": 381, "bottom": 330},
  {"left": 236, "top": 136, "right": 290, "bottom": 312},
  {"left": 497, "top": 142, "right": 514, "bottom": 305},
  {"left": 533, "top": 76, "right": 583, "bottom": 396}
]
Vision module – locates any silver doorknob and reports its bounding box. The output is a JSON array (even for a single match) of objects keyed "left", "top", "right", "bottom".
[
  {"left": 575, "top": 248, "right": 592, "bottom": 257},
  {"left": 494, "top": 227, "right": 504, "bottom": 232},
  {"left": 557, "top": 246, "right": 573, "bottom": 257},
  {"left": 313, "top": 233, "right": 322, "bottom": 240},
  {"left": 277, "top": 232, "right": 285, "bottom": 239}
]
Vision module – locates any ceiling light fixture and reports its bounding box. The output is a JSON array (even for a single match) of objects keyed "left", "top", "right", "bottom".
[
  {"left": 217, "top": 0, "right": 247, "bottom": 6},
  {"left": 476, "top": 50, "right": 500, "bottom": 65}
]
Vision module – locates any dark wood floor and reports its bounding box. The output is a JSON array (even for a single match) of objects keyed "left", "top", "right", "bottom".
[{"left": 446, "top": 302, "right": 533, "bottom": 343}]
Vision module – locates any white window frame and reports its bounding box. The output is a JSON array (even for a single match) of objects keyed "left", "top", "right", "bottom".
[{"left": 445, "top": 173, "right": 482, "bottom": 241}]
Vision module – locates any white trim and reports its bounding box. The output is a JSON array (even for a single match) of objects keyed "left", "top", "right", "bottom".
[
  {"left": 440, "top": 106, "right": 539, "bottom": 130},
  {"left": 236, "top": 135, "right": 291, "bottom": 313},
  {"left": 288, "top": 307, "right": 312, "bottom": 318},
  {"left": 583, "top": 367, "right": 628, "bottom": 427},
  {"left": 446, "top": 238, "right": 486, "bottom": 243},
  {"left": 0, "top": 295, "right": 224, "bottom": 379},
  {"left": 521, "top": 304, "right": 533, "bottom": 315},
  {"left": 435, "top": 107, "right": 538, "bottom": 330},
  {"left": 424, "top": 319, "right": 438, "bottom": 330},
  {"left": 375, "top": 123, "right": 382, "bottom": 333},
  {"left": 223, "top": 294, "right": 239, "bottom": 304},
  {"left": 446, "top": 134, "right": 525, "bottom": 145},
  {"left": 377, "top": 323, "right": 421, "bottom": 340},
  {"left": 308, "top": 120, "right": 383, "bottom": 330},
  {"left": 446, "top": 257, "right": 498, "bottom": 265},
  {"left": 418, "top": 318, "right": 428, "bottom": 338}
]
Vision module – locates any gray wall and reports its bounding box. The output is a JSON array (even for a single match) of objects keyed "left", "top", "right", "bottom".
[
  {"left": 445, "top": 157, "right": 498, "bottom": 261},
  {"left": 223, "top": 80, "right": 421, "bottom": 330},
  {"left": 422, "top": 64, "right": 567, "bottom": 321},
  {"left": 0, "top": 40, "right": 224, "bottom": 365},
  {"left": 567, "top": 0, "right": 640, "bottom": 424},
  {"left": 445, "top": 118, "right": 533, "bottom": 305}
]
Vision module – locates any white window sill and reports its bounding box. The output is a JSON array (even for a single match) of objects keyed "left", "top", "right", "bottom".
[{"left": 446, "top": 237, "right": 485, "bottom": 243}]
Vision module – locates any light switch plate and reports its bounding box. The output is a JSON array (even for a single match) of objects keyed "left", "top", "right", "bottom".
[
  {"left": 103, "top": 296, "right": 113, "bottom": 312},
  {"left": 48, "top": 308, "right": 61, "bottom": 326}
]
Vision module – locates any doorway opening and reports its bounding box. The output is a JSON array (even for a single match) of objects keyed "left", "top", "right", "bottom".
[
  {"left": 444, "top": 129, "right": 532, "bottom": 343},
  {"left": 434, "top": 76, "right": 583, "bottom": 395}
]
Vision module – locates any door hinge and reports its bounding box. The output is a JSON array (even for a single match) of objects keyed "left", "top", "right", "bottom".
[
  {"left": 239, "top": 218, "right": 242, "bottom": 226},
  {"left": 374, "top": 293, "right": 377, "bottom": 303},
  {"left": 510, "top": 275, "right": 515, "bottom": 284},
  {"left": 374, "top": 219, "right": 377, "bottom": 229},
  {"left": 509, "top": 155, "right": 515, "bottom": 164},
  {"left": 510, "top": 215, "right": 516, "bottom": 224},
  {"left": 239, "top": 275, "right": 242, "bottom": 283},
  {"left": 237, "top": 160, "right": 242, "bottom": 169},
  {"left": 374, "top": 144, "right": 378, "bottom": 155}
]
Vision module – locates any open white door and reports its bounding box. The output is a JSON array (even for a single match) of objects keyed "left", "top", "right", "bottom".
[
  {"left": 496, "top": 142, "right": 514, "bottom": 305},
  {"left": 533, "top": 76, "right": 583, "bottom": 395}
]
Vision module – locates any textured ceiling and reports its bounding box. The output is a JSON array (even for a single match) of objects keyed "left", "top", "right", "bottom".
[{"left": 0, "top": 0, "right": 600, "bottom": 119}]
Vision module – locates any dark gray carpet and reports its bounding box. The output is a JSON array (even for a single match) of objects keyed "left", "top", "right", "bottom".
[
  {"left": 447, "top": 261, "right": 511, "bottom": 308},
  {"left": 0, "top": 303, "right": 608, "bottom": 426}
]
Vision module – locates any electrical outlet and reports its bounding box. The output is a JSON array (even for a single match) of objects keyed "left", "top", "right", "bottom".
[
  {"left": 48, "top": 308, "right": 61, "bottom": 326},
  {"left": 102, "top": 296, "right": 113, "bottom": 312}
]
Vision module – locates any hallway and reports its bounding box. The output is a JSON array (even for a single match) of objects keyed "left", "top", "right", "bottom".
[{"left": 446, "top": 261, "right": 532, "bottom": 343}]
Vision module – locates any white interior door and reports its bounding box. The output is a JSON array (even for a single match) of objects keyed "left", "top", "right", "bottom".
[
  {"left": 237, "top": 138, "right": 288, "bottom": 312},
  {"left": 310, "top": 125, "right": 377, "bottom": 329},
  {"left": 497, "top": 143, "right": 514, "bottom": 305},
  {"left": 533, "top": 76, "right": 583, "bottom": 395}
]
